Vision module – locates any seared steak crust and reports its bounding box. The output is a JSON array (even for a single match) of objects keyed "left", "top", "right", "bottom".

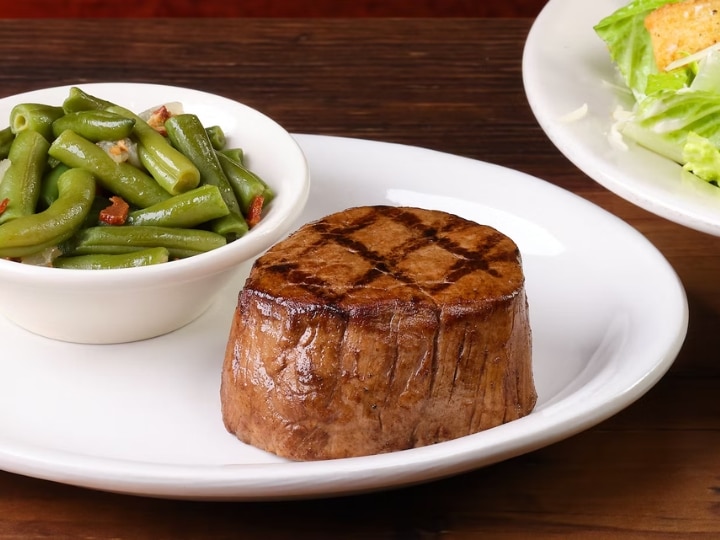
[{"left": 221, "top": 205, "right": 536, "bottom": 460}]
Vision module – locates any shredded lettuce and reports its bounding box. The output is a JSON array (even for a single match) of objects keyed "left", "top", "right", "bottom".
[{"left": 595, "top": 0, "right": 720, "bottom": 186}]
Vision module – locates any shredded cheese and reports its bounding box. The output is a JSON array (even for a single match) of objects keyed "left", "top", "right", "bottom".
[
  {"left": 608, "top": 105, "right": 632, "bottom": 152},
  {"left": 665, "top": 41, "right": 720, "bottom": 71},
  {"left": 560, "top": 103, "right": 589, "bottom": 123}
]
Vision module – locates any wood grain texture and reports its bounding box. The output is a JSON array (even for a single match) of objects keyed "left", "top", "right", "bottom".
[{"left": 1, "top": 17, "right": 719, "bottom": 539}]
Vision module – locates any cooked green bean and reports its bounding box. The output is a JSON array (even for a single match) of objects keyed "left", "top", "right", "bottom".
[
  {"left": 0, "top": 130, "right": 51, "bottom": 225},
  {"left": 65, "top": 225, "right": 227, "bottom": 258},
  {"left": 220, "top": 147, "right": 271, "bottom": 193},
  {"left": 0, "top": 168, "right": 95, "bottom": 258},
  {"left": 205, "top": 125, "right": 226, "bottom": 150},
  {"left": 126, "top": 184, "right": 229, "bottom": 228},
  {"left": 216, "top": 151, "right": 274, "bottom": 214},
  {"left": 164, "top": 114, "right": 248, "bottom": 238},
  {"left": 0, "top": 126, "right": 14, "bottom": 159},
  {"left": 219, "top": 147, "right": 244, "bottom": 165},
  {"left": 48, "top": 129, "right": 170, "bottom": 208},
  {"left": 0, "top": 88, "right": 275, "bottom": 268},
  {"left": 53, "top": 247, "right": 170, "bottom": 269},
  {"left": 136, "top": 143, "right": 202, "bottom": 196},
  {"left": 39, "top": 163, "right": 71, "bottom": 209},
  {"left": 62, "top": 86, "right": 112, "bottom": 113},
  {"left": 10, "top": 103, "right": 65, "bottom": 141},
  {"left": 51, "top": 110, "right": 136, "bottom": 142},
  {"left": 106, "top": 104, "right": 201, "bottom": 195}
]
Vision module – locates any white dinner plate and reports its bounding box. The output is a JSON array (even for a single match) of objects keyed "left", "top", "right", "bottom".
[
  {"left": 0, "top": 134, "right": 687, "bottom": 501},
  {"left": 523, "top": 0, "right": 720, "bottom": 237}
]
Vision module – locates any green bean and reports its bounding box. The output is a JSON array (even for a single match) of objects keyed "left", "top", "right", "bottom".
[
  {"left": 205, "top": 125, "right": 226, "bottom": 150},
  {"left": 0, "top": 88, "right": 277, "bottom": 268},
  {"left": 62, "top": 86, "right": 112, "bottom": 113},
  {"left": 51, "top": 110, "right": 136, "bottom": 142},
  {"left": 219, "top": 147, "right": 244, "bottom": 165},
  {"left": 0, "top": 126, "right": 14, "bottom": 159},
  {"left": 106, "top": 104, "right": 201, "bottom": 195},
  {"left": 48, "top": 129, "right": 170, "bottom": 208},
  {"left": 164, "top": 114, "right": 248, "bottom": 238},
  {"left": 220, "top": 148, "right": 272, "bottom": 192},
  {"left": 65, "top": 225, "right": 227, "bottom": 259},
  {"left": 136, "top": 142, "right": 202, "bottom": 196},
  {"left": 10, "top": 103, "right": 65, "bottom": 142},
  {"left": 216, "top": 151, "right": 274, "bottom": 214},
  {"left": 39, "top": 163, "right": 71, "bottom": 209},
  {"left": 0, "top": 168, "right": 96, "bottom": 258},
  {"left": 0, "top": 130, "right": 51, "bottom": 225},
  {"left": 127, "top": 184, "right": 229, "bottom": 228},
  {"left": 53, "top": 247, "right": 170, "bottom": 269}
]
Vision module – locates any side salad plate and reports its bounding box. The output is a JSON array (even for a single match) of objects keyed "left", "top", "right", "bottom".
[
  {"left": 524, "top": 0, "right": 720, "bottom": 236},
  {"left": 0, "top": 132, "right": 687, "bottom": 500}
]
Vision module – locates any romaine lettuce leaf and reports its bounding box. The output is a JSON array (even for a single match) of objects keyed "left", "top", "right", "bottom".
[
  {"left": 594, "top": 0, "right": 683, "bottom": 100},
  {"left": 690, "top": 50, "right": 720, "bottom": 92},
  {"left": 682, "top": 132, "right": 720, "bottom": 183},
  {"left": 622, "top": 90, "right": 720, "bottom": 165},
  {"left": 645, "top": 69, "right": 692, "bottom": 95}
]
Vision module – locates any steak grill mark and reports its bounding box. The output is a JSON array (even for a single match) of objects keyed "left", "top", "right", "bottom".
[{"left": 264, "top": 206, "right": 517, "bottom": 304}]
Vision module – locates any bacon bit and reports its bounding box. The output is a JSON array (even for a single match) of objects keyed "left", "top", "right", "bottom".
[
  {"left": 108, "top": 139, "right": 129, "bottom": 157},
  {"left": 0, "top": 198, "right": 8, "bottom": 216},
  {"left": 246, "top": 195, "right": 265, "bottom": 228},
  {"left": 146, "top": 105, "right": 173, "bottom": 135},
  {"left": 99, "top": 196, "right": 130, "bottom": 226}
]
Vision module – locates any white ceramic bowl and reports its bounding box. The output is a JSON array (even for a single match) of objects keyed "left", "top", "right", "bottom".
[{"left": 0, "top": 82, "right": 310, "bottom": 344}]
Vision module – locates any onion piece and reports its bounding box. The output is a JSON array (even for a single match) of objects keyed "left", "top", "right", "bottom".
[
  {"left": 0, "top": 158, "right": 11, "bottom": 186},
  {"left": 138, "top": 102, "right": 184, "bottom": 122},
  {"left": 21, "top": 245, "right": 62, "bottom": 267}
]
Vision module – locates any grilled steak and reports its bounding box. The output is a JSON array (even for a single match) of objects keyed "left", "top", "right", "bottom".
[{"left": 221, "top": 205, "right": 536, "bottom": 460}]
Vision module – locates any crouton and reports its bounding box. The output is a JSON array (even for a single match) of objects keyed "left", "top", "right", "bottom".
[{"left": 645, "top": 0, "right": 720, "bottom": 70}]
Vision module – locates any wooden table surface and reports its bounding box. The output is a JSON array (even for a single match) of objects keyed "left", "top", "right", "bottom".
[{"left": 1, "top": 17, "right": 720, "bottom": 539}]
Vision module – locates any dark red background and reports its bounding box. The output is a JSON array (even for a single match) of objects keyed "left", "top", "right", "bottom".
[{"left": 0, "top": 0, "right": 546, "bottom": 18}]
